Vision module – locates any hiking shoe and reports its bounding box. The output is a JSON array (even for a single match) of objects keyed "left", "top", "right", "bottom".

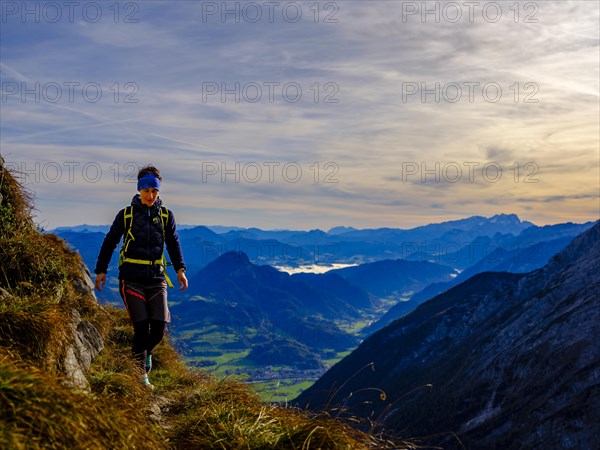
[
  {"left": 146, "top": 355, "right": 153, "bottom": 374},
  {"left": 142, "top": 375, "right": 154, "bottom": 390}
]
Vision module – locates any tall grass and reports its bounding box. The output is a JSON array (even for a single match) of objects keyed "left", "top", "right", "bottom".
[{"left": 0, "top": 349, "right": 165, "bottom": 450}]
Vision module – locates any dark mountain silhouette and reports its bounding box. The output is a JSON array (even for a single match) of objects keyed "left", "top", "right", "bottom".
[
  {"left": 173, "top": 251, "right": 362, "bottom": 353},
  {"left": 220, "top": 228, "right": 303, "bottom": 242},
  {"left": 307, "top": 215, "right": 536, "bottom": 265},
  {"left": 330, "top": 259, "right": 455, "bottom": 299},
  {"left": 60, "top": 215, "right": 593, "bottom": 288},
  {"left": 428, "top": 233, "right": 514, "bottom": 270},
  {"left": 327, "top": 226, "right": 358, "bottom": 235},
  {"left": 295, "top": 223, "right": 600, "bottom": 449},
  {"left": 187, "top": 251, "right": 361, "bottom": 321},
  {"left": 52, "top": 224, "right": 111, "bottom": 233},
  {"left": 179, "top": 225, "right": 224, "bottom": 241},
  {"left": 291, "top": 272, "right": 374, "bottom": 309},
  {"left": 365, "top": 239, "right": 570, "bottom": 335},
  {"left": 439, "top": 221, "right": 596, "bottom": 269},
  {"left": 288, "top": 229, "right": 329, "bottom": 245}
]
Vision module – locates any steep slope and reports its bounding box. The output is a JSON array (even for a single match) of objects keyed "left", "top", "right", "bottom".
[{"left": 296, "top": 223, "right": 600, "bottom": 449}]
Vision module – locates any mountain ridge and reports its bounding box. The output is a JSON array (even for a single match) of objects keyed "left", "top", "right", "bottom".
[
  {"left": 53, "top": 215, "right": 595, "bottom": 280},
  {"left": 52, "top": 213, "right": 533, "bottom": 236}
]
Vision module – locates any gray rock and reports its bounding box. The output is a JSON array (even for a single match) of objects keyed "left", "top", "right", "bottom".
[
  {"left": 62, "top": 309, "right": 104, "bottom": 390},
  {"left": 71, "top": 262, "right": 96, "bottom": 299},
  {"left": 61, "top": 260, "right": 104, "bottom": 390},
  {"left": 149, "top": 403, "right": 162, "bottom": 422},
  {"left": 0, "top": 287, "right": 10, "bottom": 300}
]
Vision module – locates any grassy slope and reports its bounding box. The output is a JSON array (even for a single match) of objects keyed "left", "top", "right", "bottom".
[{"left": 0, "top": 167, "right": 413, "bottom": 449}]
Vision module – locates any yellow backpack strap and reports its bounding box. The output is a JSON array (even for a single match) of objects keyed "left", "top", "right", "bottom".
[
  {"left": 124, "top": 205, "right": 133, "bottom": 224},
  {"left": 119, "top": 206, "right": 135, "bottom": 267},
  {"left": 160, "top": 206, "right": 174, "bottom": 289},
  {"left": 160, "top": 206, "right": 169, "bottom": 230}
]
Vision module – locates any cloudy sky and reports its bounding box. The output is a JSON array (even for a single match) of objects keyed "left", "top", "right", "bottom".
[{"left": 1, "top": 1, "right": 598, "bottom": 230}]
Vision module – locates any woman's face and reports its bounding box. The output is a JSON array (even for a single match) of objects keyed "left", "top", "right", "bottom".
[{"left": 140, "top": 188, "right": 159, "bottom": 207}]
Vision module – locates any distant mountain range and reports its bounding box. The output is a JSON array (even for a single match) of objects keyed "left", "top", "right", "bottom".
[
  {"left": 55, "top": 214, "right": 576, "bottom": 279},
  {"left": 295, "top": 223, "right": 600, "bottom": 448}
]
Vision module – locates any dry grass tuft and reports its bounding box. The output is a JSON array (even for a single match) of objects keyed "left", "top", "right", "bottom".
[{"left": 0, "top": 349, "right": 164, "bottom": 450}]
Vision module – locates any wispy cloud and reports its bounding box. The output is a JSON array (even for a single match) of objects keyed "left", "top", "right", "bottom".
[{"left": 1, "top": 1, "right": 598, "bottom": 229}]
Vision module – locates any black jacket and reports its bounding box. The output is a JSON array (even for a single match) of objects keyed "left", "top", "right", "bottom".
[{"left": 94, "top": 194, "right": 186, "bottom": 284}]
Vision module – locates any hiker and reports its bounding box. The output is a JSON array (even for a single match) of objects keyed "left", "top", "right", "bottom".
[{"left": 93, "top": 164, "right": 188, "bottom": 388}]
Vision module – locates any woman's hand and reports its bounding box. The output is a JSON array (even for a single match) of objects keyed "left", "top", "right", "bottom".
[
  {"left": 95, "top": 273, "right": 106, "bottom": 291},
  {"left": 178, "top": 269, "right": 188, "bottom": 291}
]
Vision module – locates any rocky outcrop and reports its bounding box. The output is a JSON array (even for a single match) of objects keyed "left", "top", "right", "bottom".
[
  {"left": 62, "top": 262, "right": 104, "bottom": 390},
  {"left": 71, "top": 261, "right": 96, "bottom": 299},
  {"left": 62, "top": 309, "right": 104, "bottom": 390},
  {"left": 296, "top": 223, "right": 600, "bottom": 449}
]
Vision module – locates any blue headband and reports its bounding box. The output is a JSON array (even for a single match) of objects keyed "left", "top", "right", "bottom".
[{"left": 137, "top": 174, "right": 161, "bottom": 191}]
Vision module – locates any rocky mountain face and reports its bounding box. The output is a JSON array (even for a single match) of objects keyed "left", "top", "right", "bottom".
[
  {"left": 61, "top": 263, "right": 105, "bottom": 389},
  {"left": 295, "top": 223, "right": 600, "bottom": 449}
]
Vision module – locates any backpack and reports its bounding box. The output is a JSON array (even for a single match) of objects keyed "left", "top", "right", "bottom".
[{"left": 118, "top": 205, "right": 173, "bottom": 288}]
